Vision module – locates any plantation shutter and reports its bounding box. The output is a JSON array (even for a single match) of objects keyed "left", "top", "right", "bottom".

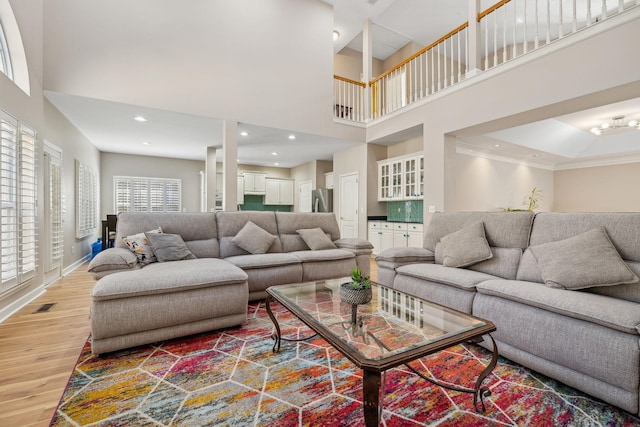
[
  {"left": 48, "top": 150, "right": 63, "bottom": 267},
  {"left": 114, "top": 176, "right": 181, "bottom": 213},
  {"left": 1, "top": 110, "right": 37, "bottom": 291}
]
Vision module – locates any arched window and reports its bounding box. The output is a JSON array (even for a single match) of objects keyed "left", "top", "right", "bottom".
[{"left": 0, "top": 19, "right": 12, "bottom": 80}]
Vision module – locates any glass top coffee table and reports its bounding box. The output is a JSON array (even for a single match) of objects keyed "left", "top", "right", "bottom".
[{"left": 265, "top": 278, "right": 498, "bottom": 427}]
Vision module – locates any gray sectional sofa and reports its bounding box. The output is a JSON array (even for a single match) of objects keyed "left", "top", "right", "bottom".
[
  {"left": 88, "top": 211, "right": 373, "bottom": 355},
  {"left": 375, "top": 211, "right": 640, "bottom": 416}
]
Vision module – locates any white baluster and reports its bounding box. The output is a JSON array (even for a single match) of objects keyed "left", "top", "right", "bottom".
[
  {"left": 503, "top": 5, "right": 507, "bottom": 63},
  {"left": 484, "top": 17, "right": 489, "bottom": 69},
  {"left": 512, "top": 0, "right": 517, "bottom": 58},
  {"left": 450, "top": 36, "right": 454, "bottom": 86},
  {"left": 493, "top": 12, "right": 498, "bottom": 66},
  {"left": 443, "top": 41, "right": 448, "bottom": 87},
  {"left": 602, "top": 0, "right": 607, "bottom": 20},
  {"left": 572, "top": 0, "right": 577, "bottom": 32},
  {"left": 619, "top": 0, "right": 624, "bottom": 13},
  {"left": 546, "top": 0, "right": 551, "bottom": 44},
  {"left": 457, "top": 31, "right": 462, "bottom": 82},
  {"left": 524, "top": 0, "right": 528, "bottom": 54},
  {"left": 587, "top": 0, "right": 592, "bottom": 25},
  {"left": 534, "top": 0, "right": 539, "bottom": 49},
  {"left": 437, "top": 44, "right": 441, "bottom": 90},
  {"left": 559, "top": 0, "right": 564, "bottom": 38},
  {"left": 431, "top": 49, "right": 435, "bottom": 94}
]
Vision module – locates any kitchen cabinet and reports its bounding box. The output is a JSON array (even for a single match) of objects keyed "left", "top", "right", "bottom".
[
  {"left": 368, "top": 221, "right": 393, "bottom": 255},
  {"left": 324, "top": 172, "right": 334, "bottom": 189},
  {"left": 265, "top": 178, "right": 294, "bottom": 205},
  {"left": 243, "top": 172, "right": 267, "bottom": 194},
  {"left": 378, "top": 153, "right": 424, "bottom": 201}
]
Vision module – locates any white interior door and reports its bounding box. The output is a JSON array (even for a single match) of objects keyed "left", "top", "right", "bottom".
[
  {"left": 299, "top": 180, "right": 312, "bottom": 212},
  {"left": 339, "top": 172, "right": 358, "bottom": 238}
]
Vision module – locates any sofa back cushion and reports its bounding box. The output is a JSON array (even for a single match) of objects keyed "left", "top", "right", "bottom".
[
  {"left": 424, "top": 211, "right": 534, "bottom": 252},
  {"left": 518, "top": 212, "right": 640, "bottom": 303},
  {"left": 115, "top": 212, "right": 219, "bottom": 258},
  {"left": 216, "top": 211, "right": 283, "bottom": 258},
  {"left": 275, "top": 212, "right": 341, "bottom": 252},
  {"left": 528, "top": 212, "right": 640, "bottom": 262},
  {"left": 425, "top": 212, "right": 533, "bottom": 278}
]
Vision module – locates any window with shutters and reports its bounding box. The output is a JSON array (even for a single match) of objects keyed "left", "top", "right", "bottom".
[
  {"left": 1, "top": 110, "right": 37, "bottom": 293},
  {"left": 113, "top": 176, "right": 181, "bottom": 213}
]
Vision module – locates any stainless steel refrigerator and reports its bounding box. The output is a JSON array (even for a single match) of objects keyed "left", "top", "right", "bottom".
[{"left": 312, "top": 188, "right": 333, "bottom": 212}]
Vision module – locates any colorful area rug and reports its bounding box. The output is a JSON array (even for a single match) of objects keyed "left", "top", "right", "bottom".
[{"left": 51, "top": 301, "right": 640, "bottom": 426}]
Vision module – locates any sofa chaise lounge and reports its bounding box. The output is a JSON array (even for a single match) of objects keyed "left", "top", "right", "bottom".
[
  {"left": 88, "top": 211, "right": 373, "bottom": 355},
  {"left": 376, "top": 211, "right": 640, "bottom": 416}
]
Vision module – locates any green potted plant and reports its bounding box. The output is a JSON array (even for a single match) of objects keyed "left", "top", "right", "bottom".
[{"left": 340, "top": 267, "right": 372, "bottom": 305}]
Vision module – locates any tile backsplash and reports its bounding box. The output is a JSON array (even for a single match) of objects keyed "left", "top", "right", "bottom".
[
  {"left": 240, "top": 195, "right": 292, "bottom": 212},
  {"left": 387, "top": 200, "right": 423, "bottom": 223}
]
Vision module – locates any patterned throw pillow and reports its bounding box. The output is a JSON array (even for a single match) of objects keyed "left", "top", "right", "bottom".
[{"left": 122, "top": 227, "right": 163, "bottom": 264}]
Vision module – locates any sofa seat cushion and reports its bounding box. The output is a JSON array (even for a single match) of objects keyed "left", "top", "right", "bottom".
[
  {"left": 290, "top": 248, "right": 355, "bottom": 263},
  {"left": 92, "top": 258, "right": 247, "bottom": 301},
  {"left": 395, "top": 263, "right": 498, "bottom": 291},
  {"left": 476, "top": 279, "right": 640, "bottom": 335},
  {"left": 224, "top": 253, "right": 301, "bottom": 270}
]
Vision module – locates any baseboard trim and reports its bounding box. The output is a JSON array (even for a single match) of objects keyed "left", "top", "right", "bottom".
[
  {"left": 0, "top": 286, "right": 46, "bottom": 324},
  {"left": 63, "top": 254, "right": 91, "bottom": 277}
]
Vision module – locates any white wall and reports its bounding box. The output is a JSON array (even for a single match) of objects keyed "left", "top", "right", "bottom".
[
  {"left": 451, "top": 152, "right": 554, "bottom": 212},
  {"left": 42, "top": 0, "right": 363, "bottom": 143},
  {"left": 554, "top": 162, "right": 640, "bottom": 212}
]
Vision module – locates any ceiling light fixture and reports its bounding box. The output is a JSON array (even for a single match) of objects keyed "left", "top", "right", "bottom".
[
  {"left": 333, "top": 30, "right": 340, "bottom": 42},
  {"left": 271, "top": 152, "right": 278, "bottom": 156},
  {"left": 288, "top": 135, "right": 296, "bottom": 140},
  {"left": 274, "top": 162, "right": 279, "bottom": 166},
  {"left": 591, "top": 116, "right": 640, "bottom": 135},
  {"left": 142, "top": 141, "right": 150, "bottom": 145},
  {"left": 134, "top": 116, "right": 147, "bottom": 122},
  {"left": 240, "top": 131, "right": 248, "bottom": 136}
]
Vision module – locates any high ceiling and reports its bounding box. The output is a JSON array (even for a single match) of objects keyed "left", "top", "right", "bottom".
[{"left": 44, "top": 0, "right": 640, "bottom": 169}]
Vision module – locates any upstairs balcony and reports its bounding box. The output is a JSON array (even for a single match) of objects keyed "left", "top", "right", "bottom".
[{"left": 333, "top": 0, "right": 639, "bottom": 124}]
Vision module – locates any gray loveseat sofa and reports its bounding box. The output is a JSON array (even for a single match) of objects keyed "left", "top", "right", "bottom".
[
  {"left": 376, "top": 211, "right": 640, "bottom": 416},
  {"left": 88, "top": 211, "right": 373, "bottom": 354}
]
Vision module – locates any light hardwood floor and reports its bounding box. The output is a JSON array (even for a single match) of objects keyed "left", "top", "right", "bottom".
[
  {"left": 0, "top": 264, "right": 94, "bottom": 427},
  {"left": 0, "top": 258, "right": 379, "bottom": 426}
]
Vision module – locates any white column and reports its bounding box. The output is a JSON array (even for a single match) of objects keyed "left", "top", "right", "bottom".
[
  {"left": 362, "top": 20, "right": 373, "bottom": 122},
  {"left": 222, "top": 120, "right": 238, "bottom": 211},
  {"left": 205, "top": 147, "right": 217, "bottom": 212},
  {"left": 467, "top": 0, "right": 482, "bottom": 77}
]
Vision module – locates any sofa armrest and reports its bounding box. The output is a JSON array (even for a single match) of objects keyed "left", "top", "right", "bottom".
[
  {"left": 375, "top": 247, "right": 434, "bottom": 267},
  {"left": 334, "top": 238, "right": 374, "bottom": 255},
  {"left": 88, "top": 247, "right": 138, "bottom": 274}
]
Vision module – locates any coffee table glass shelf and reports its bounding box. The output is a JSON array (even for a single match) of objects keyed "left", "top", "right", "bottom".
[{"left": 265, "top": 278, "right": 498, "bottom": 427}]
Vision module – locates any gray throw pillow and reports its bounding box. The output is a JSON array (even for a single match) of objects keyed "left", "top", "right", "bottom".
[
  {"left": 145, "top": 233, "right": 197, "bottom": 262},
  {"left": 232, "top": 221, "right": 276, "bottom": 254},
  {"left": 88, "top": 247, "right": 138, "bottom": 272},
  {"left": 529, "top": 227, "right": 639, "bottom": 290},
  {"left": 297, "top": 228, "right": 337, "bottom": 250},
  {"left": 440, "top": 221, "right": 493, "bottom": 268}
]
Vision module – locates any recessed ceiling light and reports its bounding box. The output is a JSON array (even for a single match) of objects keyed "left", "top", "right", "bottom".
[
  {"left": 274, "top": 162, "right": 279, "bottom": 166},
  {"left": 240, "top": 131, "right": 248, "bottom": 136},
  {"left": 288, "top": 135, "right": 296, "bottom": 140},
  {"left": 271, "top": 152, "right": 278, "bottom": 156},
  {"left": 333, "top": 30, "right": 340, "bottom": 42},
  {"left": 532, "top": 154, "right": 541, "bottom": 158},
  {"left": 134, "top": 116, "right": 147, "bottom": 122},
  {"left": 493, "top": 144, "right": 501, "bottom": 148},
  {"left": 142, "top": 141, "right": 150, "bottom": 145}
]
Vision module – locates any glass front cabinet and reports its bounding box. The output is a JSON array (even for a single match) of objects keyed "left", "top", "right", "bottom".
[{"left": 378, "top": 153, "right": 424, "bottom": 201}]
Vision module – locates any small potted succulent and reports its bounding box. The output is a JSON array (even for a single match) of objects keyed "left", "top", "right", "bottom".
[{"left": 340, "top": 267, "right": 372, "bottom": 305}]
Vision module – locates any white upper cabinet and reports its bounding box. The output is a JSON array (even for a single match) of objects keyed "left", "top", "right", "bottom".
[
  {"left": 377, "top": 153, "right": 424, "bottom": 201},
  {"left": 243, "top": 172, "right": 267, "bottom": 195},
  {"left": 265, "top": 178, "right": 294, "bottom": 205}
]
